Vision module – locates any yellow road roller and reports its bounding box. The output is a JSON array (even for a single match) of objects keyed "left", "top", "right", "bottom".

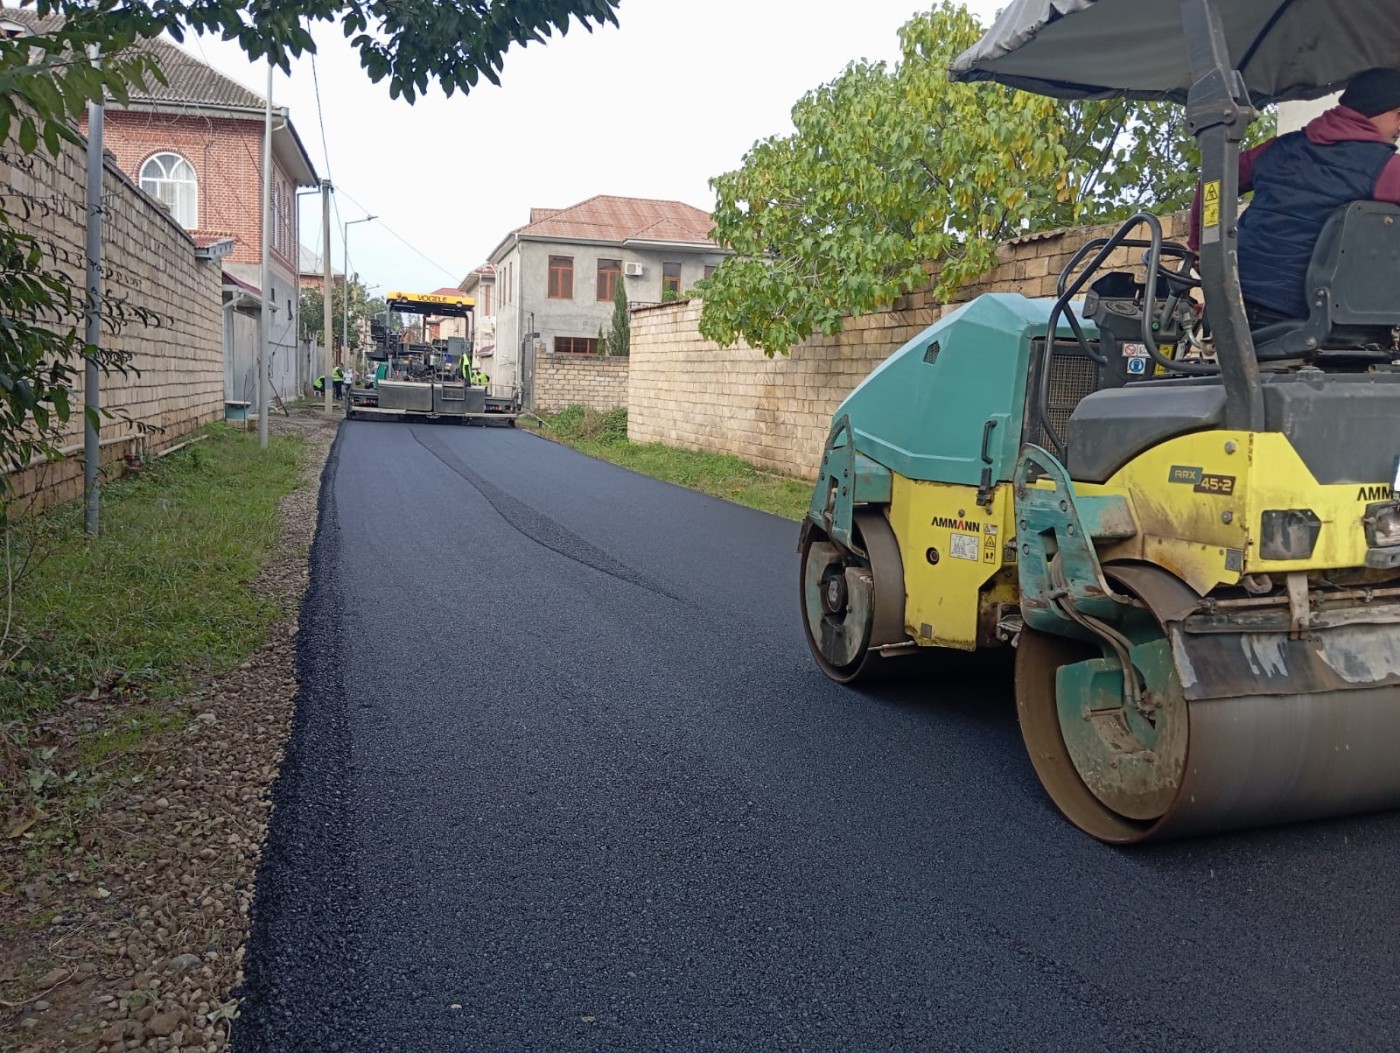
[{"left": 800, "top": 0, "right": 1400, "bottom": 842}]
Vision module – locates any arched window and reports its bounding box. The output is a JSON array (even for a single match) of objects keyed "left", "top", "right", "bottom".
[{"left": 139, "top": 152, "right": 197, "bottom": 227}]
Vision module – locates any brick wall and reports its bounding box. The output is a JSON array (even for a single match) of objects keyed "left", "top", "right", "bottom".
[
  {"left": 88, "top": 109, "right": 298, "bottom": 272},
  {"left": 3, "top": 136, "right": 224, "bottom": 513},
  {"left": 533, "top": 354, "right": 630, "bottom": 414},
  {"left": 628, "top": 212, "right": 1189, "bottom": 480}
]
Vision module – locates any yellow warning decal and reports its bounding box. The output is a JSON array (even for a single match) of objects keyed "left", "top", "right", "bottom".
[{"left": 1202, "top": 180, "right": 1221, "bottom": 229}]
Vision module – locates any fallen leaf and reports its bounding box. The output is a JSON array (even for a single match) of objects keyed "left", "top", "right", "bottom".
[{"left": 5, "top": 810, "right": 45, "bottom": 839}]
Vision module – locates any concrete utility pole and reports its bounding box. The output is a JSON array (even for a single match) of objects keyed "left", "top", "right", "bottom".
[
  {"left": 83, "top": 52, "right": 104, "bottom": 537},
  {"left": 258, "top": 60, "right": 272, "bottom": 449},
  {"left": 321, "top": 180, "right": 333, "bottom": 415}
]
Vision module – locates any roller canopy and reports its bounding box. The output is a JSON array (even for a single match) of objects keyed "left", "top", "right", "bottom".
[{"left": 949, "top": 0, "right": 1400, "bottom": 106}]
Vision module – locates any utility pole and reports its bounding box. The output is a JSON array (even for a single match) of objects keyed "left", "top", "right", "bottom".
[
  {"left": 321, "top": 180, "right": 333, "bottom": 415},
  {"left": 258, "top": 61, "right": 272, "bottom": 448},
  {"left": 83, "top": 48, "right": 104, "bottom": 536},
  {"left": 342, "top": 215, "right": 376, "bottom": 379}
]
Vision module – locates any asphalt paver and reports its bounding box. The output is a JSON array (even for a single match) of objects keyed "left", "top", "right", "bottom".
[{"left": 234, "top": 421, "right": 1400, "bottom": 1052}]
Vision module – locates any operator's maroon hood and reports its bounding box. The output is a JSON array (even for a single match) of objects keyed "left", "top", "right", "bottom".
[{"left": 1306, "top": 104, "right": 1395, "bottom": 146}]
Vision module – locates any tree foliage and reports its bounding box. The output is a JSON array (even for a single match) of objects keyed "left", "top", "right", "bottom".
[
  {"left": 698, "top": 1, "right": 1274, "bottom": 356},
  {"left": 35, "top": 0, "right": 621, "bottom": 102},
  {"left": 298, "top": 280, "right": 393, "bottom": 353},
  {"left": 607, "top": 275, "right": 630, "bottom": 356},
  {"left": 2, "top": 0, "right": 618, "bottom": 506}
]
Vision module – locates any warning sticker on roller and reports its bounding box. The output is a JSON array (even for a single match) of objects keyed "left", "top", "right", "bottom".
[
  {"left": 1203, "top": 180, "right": 1221, "bottom": 229},
  {"left": 950, "top": 533, "right": 980, "bottom": 562}
]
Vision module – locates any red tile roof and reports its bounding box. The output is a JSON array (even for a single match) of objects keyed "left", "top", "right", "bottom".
[
  {"left": 1, "top": 6, "right": 267, "bottom": 111},
  {"left": 520, "top": 195, "right": 715, "bottom": 246}
]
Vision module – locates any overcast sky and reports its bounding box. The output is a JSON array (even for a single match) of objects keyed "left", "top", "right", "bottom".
[{"left": 189, "top": 0, "right": 1003, "bottom": 295}]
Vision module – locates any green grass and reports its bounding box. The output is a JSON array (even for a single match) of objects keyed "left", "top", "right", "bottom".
[
  {"left": 534, "top": 406, "right": 812, "bottom": 521},
  {"left": 0, "top": 424, "right": 306, "bottom": 719}
]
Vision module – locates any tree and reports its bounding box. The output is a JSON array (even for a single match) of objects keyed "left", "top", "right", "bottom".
[
  {"left": 697, "top": 1, "right": 1271, "bottom": 356},
  {"left": 1, "top": 0, "right": 621, "bottom": 507},
  {"left": 607, "top": 276, "right": 630, "bottom": 356},
  {"left": 297, "top": 280, "right": 378, "bottom": 354}
]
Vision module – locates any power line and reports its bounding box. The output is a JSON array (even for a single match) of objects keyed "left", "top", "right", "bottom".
[
  {"left": 335, "top": 185, "right": 460, "bottom": 282},
  {"left": 310, "top": 53, "right": 334, "bottom": 186}
]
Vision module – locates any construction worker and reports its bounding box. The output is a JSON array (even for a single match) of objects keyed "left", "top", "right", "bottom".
[
  {"left": 332, "top": 363, "right": 345, "bottom": 400},
  {"left": 312, "top": 375, "right": 325, "bottom": 394}
]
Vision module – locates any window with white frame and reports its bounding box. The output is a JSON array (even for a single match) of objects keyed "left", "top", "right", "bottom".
[{"left": 139, "top": 152, "right": 198, "bottom": 228}]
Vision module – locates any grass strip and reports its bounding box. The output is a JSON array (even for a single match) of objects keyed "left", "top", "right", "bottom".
[
  {"left": 1, "top": 424, "right": 305, "bottom": 720},
  {"left": 531, "top": 406, "right": 811, "bottom": 521}
]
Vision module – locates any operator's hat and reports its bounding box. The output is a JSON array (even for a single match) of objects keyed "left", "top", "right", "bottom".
[{"left": 1340, "top": 67, "right": 1400, "bottom": 117}]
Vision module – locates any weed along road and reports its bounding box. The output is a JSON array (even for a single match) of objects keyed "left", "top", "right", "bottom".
[{"left": 233, "top": 421, "right": 1400, "bottom": 1053}]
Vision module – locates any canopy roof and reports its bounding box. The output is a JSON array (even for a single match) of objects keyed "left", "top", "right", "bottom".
[
  {"left": 386, "top": 290, "right": 475, "bottom": 318},
  {"left": 949, "top": 0, "right": 1400, "bottom": 106}
]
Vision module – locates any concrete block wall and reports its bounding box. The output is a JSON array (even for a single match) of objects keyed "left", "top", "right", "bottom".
[
  {"left": 628, "top": 212, "right": 1189, "bottom": 480},
  {"left": 533, "top": 354, "right": 630, "bottom": 414},
  {"left": 3, "top": 137, "right": 224, "bottom": 513}
]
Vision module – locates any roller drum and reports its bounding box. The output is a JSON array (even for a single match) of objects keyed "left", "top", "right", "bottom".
[
  {"left": 1017, "top": 616, "right": 1400, "bottom": 844},
  {"left": 1157, "top": 686, "right": 1400, "bottom": 838}
]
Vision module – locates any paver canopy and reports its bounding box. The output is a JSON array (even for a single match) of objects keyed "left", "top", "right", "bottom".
[{"left": 949, "top": 0, "right": 1400, "bottom": 105}]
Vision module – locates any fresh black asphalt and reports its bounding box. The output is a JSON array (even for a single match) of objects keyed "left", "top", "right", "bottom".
[{"left": 234, "top": 420, "right": 1400, "bottom": 1052}]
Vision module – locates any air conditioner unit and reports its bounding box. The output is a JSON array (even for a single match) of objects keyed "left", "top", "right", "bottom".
[{"left": 623, "top": 262, "right": 645, "bottom": 277}]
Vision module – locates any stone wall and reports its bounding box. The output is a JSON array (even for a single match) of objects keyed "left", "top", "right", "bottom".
[
  {"left": 628, "top": 212, "right": 1188, "bottom": 480},
  {"left": 4, "top": 137, "right": 224, "bottom": 513},
  {"left": 533, "top": 353, "right": 630, "bottom": 414}
]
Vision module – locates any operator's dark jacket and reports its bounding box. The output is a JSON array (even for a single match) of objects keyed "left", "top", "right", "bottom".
[{"left": 1190, "top": 105, "right": 1400, "bottom": 318}]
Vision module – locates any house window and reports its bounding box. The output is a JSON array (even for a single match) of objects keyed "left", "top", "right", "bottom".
[
  {"left": 597, "top": 258, "right": 621, "bottom": 302},
  {"left": 703, "top": 264, "right": 717, "bottom": 280},
  {"left": 548, "top": 256, "right": 574, "bottom": 299},
  {"left": 482, "top": 284, "right": 492, "bottom": 316},
  {"left": 275, "top": 172, "right": 294, "bottom": 259},
  {"left": 662, "top": 261, "right": 682, "bottom": 301},
  {"left": 139, "top": 152, "right": 198, "bottom": 227},
  {"left": 555, "top": 336, "right": 598, "bottom": 354}
]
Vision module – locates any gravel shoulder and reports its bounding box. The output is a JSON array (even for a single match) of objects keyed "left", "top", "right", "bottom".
[{"left": 0, "top": 409, "right": 338, "bottom": 1053}]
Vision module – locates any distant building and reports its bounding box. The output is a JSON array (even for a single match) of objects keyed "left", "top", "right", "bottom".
[
  {"left": 421, "top": 287, "right": 471, "bottom": 344},
  {"left": 299, "top": 245, "right": 344, "bottom": 294},
  {"left": 457, "top": 265, "right": 496, "bottom": 366},
  {"left": 475, "top": 196, "right": 726, "bottom": 405}
]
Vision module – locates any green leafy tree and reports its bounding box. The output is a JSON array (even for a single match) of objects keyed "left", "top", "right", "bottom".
[
  {"left": 1, "top": 0, "right": 620, "bottom": 507},
  {"left": 297, "top": 280, "right": 375, "bottom": 353},
  {"left": 607, "top": 276, "right": 630, "bottom": 356},
  {"left": 698, "top": 1, "right": 1271, "bottom": 356},
  {"left": 298, "top": 286, "right": 326, "bottom": 344}
]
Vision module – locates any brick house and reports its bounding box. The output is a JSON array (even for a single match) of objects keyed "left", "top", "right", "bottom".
[
  {"left": 90, "top": 38, "right": 319, "bottom": 408},
  {"left": 475, "top": 196, "right": 725, "bottom": 406},
  {"left": 1, "top": 7, "right": 322, "bottom": 410},
  {"left": 298, "top": 245, "right": 343, "bottom": 295}
]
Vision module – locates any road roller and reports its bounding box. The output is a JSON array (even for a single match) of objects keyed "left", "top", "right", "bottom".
[{"left": 800, "top": 0, "right": 1400, "bottom": 842}]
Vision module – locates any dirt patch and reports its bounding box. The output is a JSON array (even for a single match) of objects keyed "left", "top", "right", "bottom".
[{"left": 0, "top": 407, "right": 339, "bottom": 1052}]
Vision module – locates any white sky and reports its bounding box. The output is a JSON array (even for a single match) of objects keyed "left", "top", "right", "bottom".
[{"left": 188, "top": 0, "right": 1004, "bottom": 294}]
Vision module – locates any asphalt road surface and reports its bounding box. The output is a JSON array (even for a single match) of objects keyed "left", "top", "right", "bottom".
[{"left": 234, "top": 420, "right": 1400, "bottom": 1052}]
